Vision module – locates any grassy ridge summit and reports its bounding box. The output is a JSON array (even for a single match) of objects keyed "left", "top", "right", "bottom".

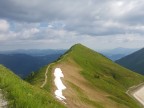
[
  {"left": 29, "top": 44, "right": 144, "bottom": 108},
  {"left": 116, "top": 48, "right": 144, "bottom": 75},
  {"left": 0, "top": 65, "right": 65, "bottom": 108}
]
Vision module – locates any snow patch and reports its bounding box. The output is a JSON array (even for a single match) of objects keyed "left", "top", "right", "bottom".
[{"left": 54, "top": 68, "right": 66, "bottom": 104}]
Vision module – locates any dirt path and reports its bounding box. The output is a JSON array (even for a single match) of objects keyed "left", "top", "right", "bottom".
[
  {"left": 127, "top": 83, "right": 144, "bottom": 107},
  {"left": 133, "top": 86, "right": 144, "bottom": 106},
  {"left": 0, "top": 90, "right": 7, "bottom": 108},
  {"left": 40, "top": 64, "right": 53, "bottom": 88},
  {"left": 40, "top": 52, "right": 69, "bottom": 88}
]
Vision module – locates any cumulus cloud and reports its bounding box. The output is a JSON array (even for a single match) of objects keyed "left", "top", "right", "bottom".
[
  {"left": 0, "top": 0, "right": 144, "bottom": 35},
  {"left": 0, "top": 0, "right": 144, "bottom": 50},
  {"left": 0, "top": 19, "right": 9, "bottom": 32},
  {"left": 115, "top": 34, "right": 144, "bottom": 43}
]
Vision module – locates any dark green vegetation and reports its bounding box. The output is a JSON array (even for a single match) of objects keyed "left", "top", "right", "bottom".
[
  {"left": 0, "top": 65, "right": 65, "bottom": 108},
  {"left": 116, "top": 48, "right": 144, "bottom": 75},
  {"left": 28, "top": 44, "right": 144, "bottom": 108},
  {"left": 0, "top": 54, "right": 62, "bottom": 78}
]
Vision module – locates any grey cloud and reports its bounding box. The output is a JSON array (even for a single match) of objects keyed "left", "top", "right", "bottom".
[{"left": 0, "top": 0, "right": 144, "bottom": 37}]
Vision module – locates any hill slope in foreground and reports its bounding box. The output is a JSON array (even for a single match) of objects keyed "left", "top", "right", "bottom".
[
  {"left": 116, "top": 48, "right": 144, "bottom": 75},
  {"left": 29, "top": 44, "right": 144, "bottom": 108},
  {"left": 0, "top": 65, "right": 65, "bottom": 108}
]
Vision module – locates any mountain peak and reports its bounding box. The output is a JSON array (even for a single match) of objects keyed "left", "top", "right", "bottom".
[
  {"left": 28, "top": 44, "right": 144, "bottom": 108},
  {"left": 70, "top": 43, "right": 84, "bottom": 49},
  {"left": 69, "top": 43, "right": 93, "bottom": 52},
  {"left": 63, "top": 43, "right": 90, "bottom": 56}
]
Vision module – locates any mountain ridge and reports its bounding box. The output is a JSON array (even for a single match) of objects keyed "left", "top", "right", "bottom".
[
  {"left": 28, "top": 43, "right": 144, "bottom": 108},
  {"left": 116, "top": 47, "right": 144, "bottom": 75}
]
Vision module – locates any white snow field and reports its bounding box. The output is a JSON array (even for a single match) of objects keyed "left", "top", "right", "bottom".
[
  {"left": 133, "top": 85, "right": 144, "bottom": 106},
  {"left": 54, "top": 68, "right": 66, "bottom": 104}
]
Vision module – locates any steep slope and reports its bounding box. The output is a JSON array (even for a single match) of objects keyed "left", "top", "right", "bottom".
[
  {"left": 29, "top": 44, "right": 144, "bottom": 108},
  {"left": 116, "top": 48, "right": 144, "bottom": 75},
  {"left": 0, "top": 65, "right": 65, "bottom": 108},
  {"left": 0, "top": 54, "right": 61, "bottom": 78}
]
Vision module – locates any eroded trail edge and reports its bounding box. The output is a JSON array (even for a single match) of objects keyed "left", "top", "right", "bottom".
[
  {"left": 0, "top": 89, "right": 8, "bottom": 108},
  {"left": 127, "top": 83, "right": 144, "bottom": 107}
]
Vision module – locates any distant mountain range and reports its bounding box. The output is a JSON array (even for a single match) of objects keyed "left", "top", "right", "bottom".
[
  {"left": 0, "top": 47, "right": 140, "bottom": 78},
  {"left": 100, "top": 47, "right": 139, "bottom": 61},
  {"left": 0, "top": 49, "right": 66, "bottom": 78},
  {"left": 116, "top": 48, "right": 144, "bottom": 75},
  {"left": 0, "top": 47, "right": 138, "bottom": 62},
  {"left": 0, "top": 54, "right": 62, "bottom": 78},
  {"left": 0, "top": 49, "right": 66, "bottom": 56}
]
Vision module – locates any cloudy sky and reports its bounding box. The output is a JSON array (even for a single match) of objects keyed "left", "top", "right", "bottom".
[{"left": 0, "top": 0, "right": 144, "bottom": 50}]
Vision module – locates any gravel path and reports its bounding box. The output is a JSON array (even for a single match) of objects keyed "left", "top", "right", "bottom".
[
  {"left": 0, "top": 90, "right": 7, "bottom": 108},
  {"left": 40, "top": 65, "right": 50, "bottom": 88},
  {"left": 40, "top": 63, "right": 54, "bottom": 88},
  {"left": 127, "top": 83, "right": 144, "bottom": 107},
  {"left": 40, "top": 52, "right": 69, "bottom": 88},
  {"left": 132, "top": 85, "right": 144, "bottom": 106}
]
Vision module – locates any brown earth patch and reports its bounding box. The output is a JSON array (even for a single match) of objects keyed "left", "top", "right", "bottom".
[{"left": 51, "top": 58, "right": 128, "bottom": 108}]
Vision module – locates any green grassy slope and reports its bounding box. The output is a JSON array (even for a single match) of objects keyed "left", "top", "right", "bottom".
[
  {"left": 26, "top": 65, "right": 47, "bottom": 87},
  {"left": 0, "top": 65, "right": 65, "bottom": 108},
  {"left": 70, "top": 44, "right": 144, "bottom": 88},
  {"left": 26, "top": 65, "right": 53, "bottom": 92},
  {"left": 68, "top": 44, "right": 144, "bottom": 107},
  {"left": 28, "top": 44, "right": 144, "bottom": 108}
]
